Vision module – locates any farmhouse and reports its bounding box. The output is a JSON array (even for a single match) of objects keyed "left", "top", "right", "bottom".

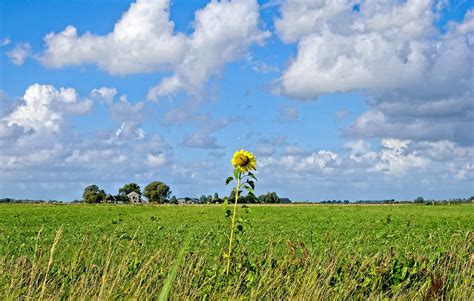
[
  {"left": 105, "top": 194, "right": 116, "bottom": 204},
  {"left": 127, "top": 191, "right": 141, "bottom": 203}
]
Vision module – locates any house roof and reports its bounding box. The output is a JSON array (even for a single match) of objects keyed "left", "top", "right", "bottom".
[{"left": 127, "top": 191, "right": 140, "bottom": 197}]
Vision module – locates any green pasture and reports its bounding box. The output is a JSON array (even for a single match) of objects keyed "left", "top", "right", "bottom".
[{"left": 0, "top": 204, "right": 472, "bottom": 299}]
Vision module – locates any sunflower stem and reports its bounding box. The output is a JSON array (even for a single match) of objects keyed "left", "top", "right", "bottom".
[{"left": 226, "top": 172, "right": 241, "bottom": 275}]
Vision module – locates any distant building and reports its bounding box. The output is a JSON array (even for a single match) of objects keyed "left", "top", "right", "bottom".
[
  {"left": 280, "top": 198, "right": 292, "bottom": 204},
  {"left": 105, "top": 194, "right": 116, "bottom": 204},
  {"left": 127, "top": 191, "right": 141, "bottom": 203},
  {"left": 177, "top": 197, "right": 199, "bottom": 204}
]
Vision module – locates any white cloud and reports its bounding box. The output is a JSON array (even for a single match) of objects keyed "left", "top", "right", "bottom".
[
  {"left": 246, "top": 54, "right": 279, "bottom": 74},
  {"left": 277, "top": 30, "right": 429, "bottom": 98},
  {"left": 5, "top": 84, "right": 92, "bottom": 132},
  {"left": 65, "top": 149, "right": 127, "bottom": 164},
  {"left": 253, "top": 137, "right": 473, "bottom": 200},
  {"left": 0, "top": 143, "right": 64, "bottom": 169},
  {"left": 370, "top": 139, "right": 428, "bottom": 176},
  {"left": 147, "top": 0, "right": 270, "bottom": 99},
  {"left": 181, "top": 133, "right": 221, "bottom": 149},
  {"left": 110, "top": 95, "right": 145, "bottom": 123},
  {"left": 275, "top": 1, "right": 473, "bottom": 145},
  {"left": 146, "top": 153, "right": 167, "bottom": 167},
  {"left": 275, "top": 0, "right": 354, "bottom": 43},
  {"left": 280, "top": 150, "right": 341, "bottom": 173},
  {"left": 275, "top": 0, "right": 434, "bottom": 98},
  {"left": 7, "top": 42, "right": 31, "bottom": 65},
  {"left": 114, "top": 122, "right": 145, "bottom": 142},
  {"left": 0, "top": 86, "right": 179, "bottom": 200},
  {"left": 1, "top": 37, "right": 11, "bottom": 46},
  {"left": 90, "top": 87, "right": 117, "bottom": 104},
  {"left": 38, "top": 0, "right": 268, "bottom": 99},
  {"left": 40, "top": 0, "right": 186, "bottom": 75}
]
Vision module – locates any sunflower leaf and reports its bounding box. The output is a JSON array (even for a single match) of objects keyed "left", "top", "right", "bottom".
[
  {"left": 246, "top": 180, "right": 255, "bottom": 190},
  {"left": 248, "top": 172, "right": 258, "bottom": 182},
  {"left": 242, "top": 184, "right": 254, "bottom": 194},
  {"left": 225, "top": 177, "right": 234, "bottom": 185},
  {"left": 221, "top": 198, "right": 228, "bottom": 211}
]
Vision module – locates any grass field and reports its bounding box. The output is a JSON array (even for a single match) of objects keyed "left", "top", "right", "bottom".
[{"left": 0, "top": 204, "right": 472, "bottom": 300}]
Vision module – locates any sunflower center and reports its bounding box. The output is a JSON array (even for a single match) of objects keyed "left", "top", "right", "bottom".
[{"left": 235, "top": 154, "right": 250, "bottom": 167}]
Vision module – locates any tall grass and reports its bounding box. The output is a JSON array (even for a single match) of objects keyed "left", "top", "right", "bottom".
[{"left": 1, "top": 227, "right": 472, "bottom": 300}]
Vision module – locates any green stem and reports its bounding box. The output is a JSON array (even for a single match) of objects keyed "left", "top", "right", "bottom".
[{"left": 226, "top": 173, "right": 240, "bottom": 275}]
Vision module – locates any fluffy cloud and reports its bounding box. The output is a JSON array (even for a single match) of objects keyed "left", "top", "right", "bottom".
[
  {"left": 5, "top": 84, "right": 92, "bottom": 132},
  {"left": 7, "top": 42, "right": 31, "bottom": 65},
  {"left": 276, "top": 0, "right": 441, "bottom": 97},
  {"left": 281, "top": 138, "right": 472, "bottom": 178},
  {"left": 110, "top": 95, "right": 146, "bottom": 123},
  {"left": 147, "top": 0, "right": 270, "bottom": 99},
  {"left": 38, "top": 0, "right": 268, "bottom": 98},
  {"left": 40, "top": 0, "right": 186, "bottom": 74},
  {"left": 90, "top": 87, "right": 117, "bottom": 104},
  {"left": 275, "top": 0, "right": 473, "bottom": 145},
  {"left": 181, "top": 133, "right": 221, "bottom": 149},
  {"left": 0, "top": 85, "right": 178, "bottom": 200},
  {"left": 254, "top": 137, "right": 473, "bottom": 199},
  {"left": 146, "top": 153, "right": 168, "bottom": 167},
  {"left": 1, "top": 37, "right": 11, "bottom": 46}
]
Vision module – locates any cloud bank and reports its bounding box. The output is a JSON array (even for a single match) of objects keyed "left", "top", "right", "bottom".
[{"left": 275, "top": 0, "right": 474, "bottom": 145}]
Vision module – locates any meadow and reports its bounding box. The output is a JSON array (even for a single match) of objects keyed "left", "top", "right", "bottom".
[{"left": 0, "top": 203, "right": 472, "bottom": 300}]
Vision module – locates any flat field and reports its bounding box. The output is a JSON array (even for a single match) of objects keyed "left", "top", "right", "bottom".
[{"left": 0, "top": 204, "right": 472, "bottom": 299}]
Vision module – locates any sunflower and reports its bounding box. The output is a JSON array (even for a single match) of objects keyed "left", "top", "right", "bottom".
[{"left": 231, "top": 149, "right": 256, "bottom": 173}]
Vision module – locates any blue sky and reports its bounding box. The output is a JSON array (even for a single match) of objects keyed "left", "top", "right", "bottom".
[{"left": 0, "top": 0, "right": 473, "bottom": 201}]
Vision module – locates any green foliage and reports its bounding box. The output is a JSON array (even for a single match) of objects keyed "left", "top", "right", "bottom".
[
  {"left": 119, "top": 183, "right": 142, "bottom": 196},
  {"left": 414, "top": 196, "right": 425, "bottom": 203},
  {"left": 212, "top": 192, "right": 220, "bottom": 203},
  {"left": 143, "top": 181, "right": 171, "bottom": 203},
  {"left": 258, "top": 191, "right": 280, "bottom": 203},
  {"left": 170, "top": 196, "right": 178, "bottom": 204},
  {"left": 0, "top": 204, "right": 472, "bottom": 299},
  {"left": 82, "top": 184, "right": 106, "bottom": 203}
]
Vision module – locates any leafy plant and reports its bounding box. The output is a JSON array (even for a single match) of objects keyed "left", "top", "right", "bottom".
[{"left": 224, "top": 150, "right": 258, "bottom": 275}]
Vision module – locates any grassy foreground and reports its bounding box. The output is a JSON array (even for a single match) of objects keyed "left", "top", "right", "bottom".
[{"left": 0, "top": 204, "right": 472, "bottom": 300}]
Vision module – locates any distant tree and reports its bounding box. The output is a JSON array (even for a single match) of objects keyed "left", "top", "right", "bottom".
[
  {"left": 119, "top": 183, "right": 142, "bottom": 197},
  {"left": 414, "top": 196, "right": 425, "bottom": 203},
  {"left": 258, "top": 191, "right": 280, "bottom": 204},
  {"left": 200, "top": 195, "right": 207, "bottom": 204},
  {"left": 229, "top": 189, "right": 257, "bottom": 204},
  {"left": 207, "top": 195, "right": 212, "bottom": 203},
  {"left": 82, "top": 184, "right": 106, "bottom": 204},
  {"left": 170, "top": 196, "right": 178, "bottom": 204},
  {"left": 229, "top": 189, "right": 243, "bottom": 203},
  {"left": 213, "top": 192, "right": 219, "bottom": 202},
  {"left": 115, "top": 194, "right": 129, "bottom": 203},
  {"left": 143, "top": 181, "right": 171, "bottom": 203}
]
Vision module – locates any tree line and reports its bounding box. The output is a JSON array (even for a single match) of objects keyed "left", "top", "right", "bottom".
[
  {"left": 82, "top": 181, "right": 171, "bottom": 204},
  {"left": 81, "top": 181, "right": 290, "bottom": 204}
]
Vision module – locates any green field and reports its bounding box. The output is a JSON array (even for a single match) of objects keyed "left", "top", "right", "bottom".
[{"left": 0, "top": 204, "right": 472, "bottom": 299}]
